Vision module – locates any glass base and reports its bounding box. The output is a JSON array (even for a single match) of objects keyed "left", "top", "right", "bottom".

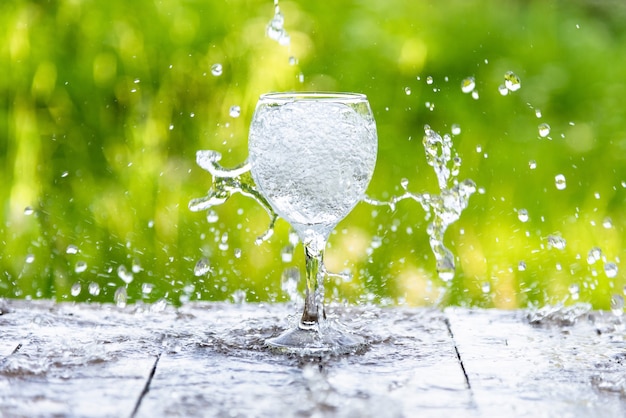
[{"left": 265, "top": 324, "right": 366, "bottom": 355}]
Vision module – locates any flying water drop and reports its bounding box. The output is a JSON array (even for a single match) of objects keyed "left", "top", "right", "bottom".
[
  {"left": 211, "top": 63, "right": 223, "bottom": 77},
  {"left": 88, "top": 282, "right": 100, "bottom": 296},
  {"left": 555, "top": 174, "right": 567, "bottom": 190},
  {"left": 114, "top": 287, "right": 128, "bottom": 308},
  {"left": 66, "top": 244, "right": 79, "bottom": 255},
  {"left": 517, "top": 208, "right": 529, "bottom": 222},
  {"left": 504, "top": 71, "right": 521, "bottom": 91},
  {"left": 74, "top": 261, "right": 88, "bottom": 273},
  {"left": 229, "top": 105, "right": 241, "bottom": 118},
  {"left": 605, "top": 262, "right": 619, "bottom": 279},
  {"left": 587, "top": 247, "right": 602, "bottom": 264},
  {"left": 497, "top": 84, "right": 508, "bottom": 96},
  {"left": 117, "top": 265, "right": 133, "bottom": 284},
  {"left": 194, "top": 257, "right": 212, "bottom": 277},
  {"left": 71, "top": 283, "right": 81, "bottom": 297},
  {"left": 461, "top": 77, "right": 475, "bottom": 93},
  {"left": 547, "top": 234, "right": 566, "bottom": 250},
  {"left": 538, "top": 123, "right": 551, "bottom": 138}
]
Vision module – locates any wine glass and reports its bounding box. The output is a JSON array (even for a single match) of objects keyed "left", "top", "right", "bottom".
[{"left": 248, "top": 92, "right": 378, "bottom": 354}]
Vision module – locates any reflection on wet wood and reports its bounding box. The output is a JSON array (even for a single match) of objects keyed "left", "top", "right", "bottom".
[{"left": 0, "top": 300, "right": 624, "bottom": 417}]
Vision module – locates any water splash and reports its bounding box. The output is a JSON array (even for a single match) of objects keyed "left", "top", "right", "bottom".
[
  {"left": 366, "top": 126, "right": 476, "bottom": 282},
  {"left": 189, "top": 150, "right": 277, "bottom": 245},
  {"left": 266, "top": 0, "right": 290, "bottom": 46}
]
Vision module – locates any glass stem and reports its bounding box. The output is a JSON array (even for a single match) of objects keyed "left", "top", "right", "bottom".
[{"left": 299, "top": 236, "right": 327, "bottom": 330}]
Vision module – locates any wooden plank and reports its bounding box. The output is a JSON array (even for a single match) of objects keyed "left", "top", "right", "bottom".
[
  {"left": 136, "top": 304, "right": 472, "bottom": 417},
  {"left": 0, "top": 300, "right": 162, "bottom": 417},
  {"left": 445, "top": 307, "right": 626, "bottom": 417}
]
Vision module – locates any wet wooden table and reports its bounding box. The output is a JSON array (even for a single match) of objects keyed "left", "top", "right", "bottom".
[{"left": 1, "top": 299, "right": 625, "bottom": 417}]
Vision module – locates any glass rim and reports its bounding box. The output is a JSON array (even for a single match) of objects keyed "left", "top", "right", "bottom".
[{"left": 258, "top": 91, "right": 368, "bottom": 103}]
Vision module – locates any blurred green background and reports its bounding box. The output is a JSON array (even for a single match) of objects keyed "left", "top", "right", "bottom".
[{"left": 1, "top": 0, "right": 625, "bottom": 309}]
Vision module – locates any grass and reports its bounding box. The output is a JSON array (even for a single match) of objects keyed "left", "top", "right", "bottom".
[{"left": 1, "top": 0, "right": 625, "bottom": 310}]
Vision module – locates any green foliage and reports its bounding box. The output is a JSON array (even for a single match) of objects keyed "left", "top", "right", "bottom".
[{"left": 1, "top": 0, "right": 625, "bottom": 309}]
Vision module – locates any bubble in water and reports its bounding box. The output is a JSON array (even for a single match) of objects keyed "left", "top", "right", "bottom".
[
  {"left": 74, "top": 261, "right": 88, "bottom": 273},
  {"left": 194, "top": 257, "right": 211, "bottom": 276},
  {"left": 587, "top": 247, "right": 602, "bottom": 264},
  {"left": 529, "top": 160, "right": 537, "bottom": 170},
  {"left": 70, "top": 282, "right": 81, "bottom": 297},
  {"left": 555, "top": 174, "right": 567, "bottom": 190},
  {"left": 25, "top": 254, "right": 35, "bottom": 264},
  {"left": 568, "top": 283, "right": 580, "bottom": 300},
  {"left": 117, "top": 265, "right": 134, "bottom": 284},
  {"left": 142, "top": 283, "right": 154, "bottom": 295},
  {"left": 504, "top": 71, "right": 521, "bottom": 91},
  {"left": 426, "top": 76, "right": 434, "bottom": 85},
  {"left": 547, "top": 234, "right": 566, "bottom": 250},
  {"left": 517, "top": 208, "right": 529, "bottom": 223},
  {"left": 229, "top": 105, "right": 241, "bottom": 118},
  {"left": 461, "top": 77, "right": 475, "bottom": 93},
  {"left": 66, "top": 244, "right": 79, "bottom": 255},
  {"left": 88, "top": 282, "right": 100, "bottom": 296},
  {"left": 605, "top": 262, "right": 619, "bottom": 279},
  {"left": 451, "top": 124, "right": 461, "bottom": 135},
  {"left": 498, "top": 84, "right": 508, "bottom": 96},
  {"left": 114, "top": 287, "right": 127, "bottom": 308},
  {"left": 211, "top": 63, "right": 223, "bottom": 76},
  {"left": 24, "top": 206, "right": 34, "bottom": 216},
  {"left": 404, "top": 87, "right": 412, "bottom": 95},
  {"left": 610, "top": 294, "right": 624, "bottom": 317},
  {"left": 538, "top": 123, "right": 551, "bottom": 138}
]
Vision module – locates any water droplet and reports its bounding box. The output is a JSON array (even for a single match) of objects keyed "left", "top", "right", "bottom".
[
  {"left": 88, "top": 282, "right": 100, "bottom": 296},
  {"left": 194, "top": 257, "right": 211, "bottom": 276},
  {"left": 218, "top": 232, "right": 229, "bottom": 251},
  {"left": 518, "top": 261, "right": 527, "bottom": 271},
  {"left": 498, "top": 84, "right": 508, "bottom": 96},
  {"left": 426, "top": 76, "right": 434, "bottom": 85},
  {"left": 229, "top": 105, "right": 241, "bottom": 118},
  {"left": 568, "top": 283, "right": 580, "bottom": 300},
  {"left": 471, "top": 90, "right": 479, "bottom": 100},
  {"left": 587, "top": 247, "right": 602, "bottom": 264},
  {"left": 74, "top": 261, "right": 88, "bottom": 273},
  {"left": 555, "top": 174, "right": 567, "bottom": 190},
  {"left": 281, "top": 245, "right": 294, "bottom": 263},
  {"left": 25, "top": 254, "right": 35, "bottom": 264},
  {"left": 603, "top": 217, "right": 613, "bottom": 229},
  {"left": 234, "top": 248, "right": 242, "bottom": 259},
  {"left": 504, "top": 71, "right": 521, "bottom": 91},
  {"left": 24, "top": 206, "right": 34, "bottom": 216},
  {"left": 132, "top": 259, "right": 142, "bottom": 274},
  {"left": 66, "top": 244, "right": 79, "bottom": 255},
  {"left": 404, "top": 86, "right": 412, "bottom": 95},
  {"left": 61, "top": 171, "right": 69, "bottom": 178},
  {"left": 538, "top": 123, "right": 551, "bottom": 138},
  {"left": 451, "top": 124, "right": 461, "bottom": 135},
  {"left": 114, "top": 287, "right": 127, "bottom": 308},
  {"left": 547, "top": 234, "right": 566, "bottom": 250},
  {"left": 288, "top": 56, "right": 298, "bottom": 66},
  {"left": 461, "top": 77, "right": 475, "bottom": 93},
  {"left": 206, "top": 210, "right": 219, "bottom": 223},
  {"left": 481, "top": 282, "right": 491, "bottom": 294},
  {"left": 605, "top": 262, "right": 619, "bottom": 278},
  {"left": 71, "top": 283, "right": 81, "bottom": 297},
  {"left": 211, "top": 63, "right": 223, "bottom": 76},
  {"left": 517, "top": 208, "right": 529, "bottom": 223},
  {"left": 117, "top": 265, "right": 134, "bottom": 284},
  {"left": 169, "top": 124, "right": 174, "bottom": 131},
  {"left": 142, "top": 283, "right": 154, "bottom": 294},
  {"left": 529, "top": 160, "right": 537, "bottom": 170},
  {"left": 610, "top": 294, "right": 624, "bottom": 317},
  {"left": 535, "top": 109, "right": 542, "bottom": 118},
  {"left": 400, "top": 178, "right": 410, "bottom": 189}
]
